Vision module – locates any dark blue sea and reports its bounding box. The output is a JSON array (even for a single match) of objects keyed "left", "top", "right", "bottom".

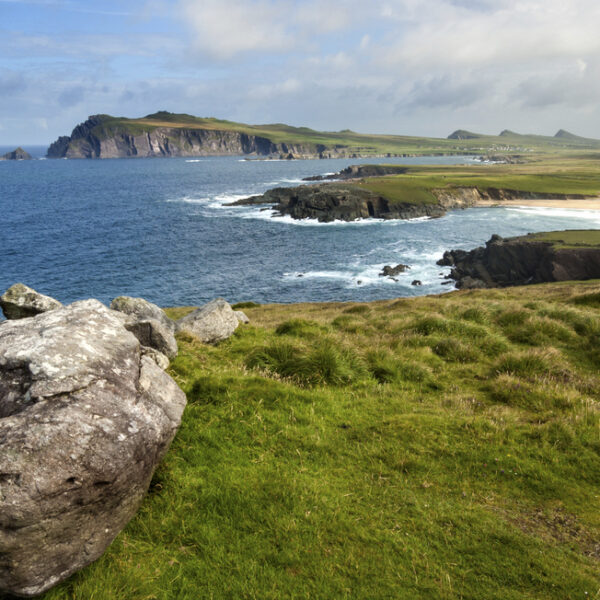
[{"left": 2, "top": 146, "right": 600, "bottom": 309}]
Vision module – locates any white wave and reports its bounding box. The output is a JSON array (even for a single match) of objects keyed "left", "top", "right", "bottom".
[
  {"left": 166, "top": 195, "right": 210, "bottom": 204},
  {"left": 185, "top": 159, "right": 203, "bottom": 163},
  {"left": 264, "top": 178, "right": 304, "bottom": 185},
  {"left": 507, "top": 206, "right": 600, "bottom": 221}
]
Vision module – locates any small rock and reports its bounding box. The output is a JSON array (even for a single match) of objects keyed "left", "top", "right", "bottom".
[
  {"left": 379, "top": 264, "right": 410, "bottom": 277},
  {"left": 176, "top": 298, "right": 239, "bottom": 344},
  {"left": 0, "top": 283, "right": 62, "bottom": 320},
  {"left": 234, "top": 310, "right": 250, "bottom": 324},
  {"left": 411, "top": 280, "right": 422, "bottom": 286}
]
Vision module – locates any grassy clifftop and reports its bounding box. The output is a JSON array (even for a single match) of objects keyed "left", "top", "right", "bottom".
[{"left": 39, "top": 281, "right": 600, "bottom": 599}]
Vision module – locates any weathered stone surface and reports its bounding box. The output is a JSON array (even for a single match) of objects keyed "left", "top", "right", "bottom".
[
  {"left": 124, "top": 318, "right": 178, "bottom": 359},
  {"left": 110, "top": 296, "right": 175, "bottom": 332},
  {"left": 141, "top": 346, "right": 170, "bottom": 371},
  {"left": 0, "top": 283, "right": 62, "bottom": 320},
  {"left": 0, "top": 300, "right": 186, "bottom": 597},
  {"left": 234, "top": 310, "right": 250, "bottom": 324},
  {"left": 176, "top": 298, "right": 239, "bottom": 343}
]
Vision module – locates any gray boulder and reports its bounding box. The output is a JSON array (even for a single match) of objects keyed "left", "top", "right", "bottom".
[
  {"left": 176, "top": 298, "right": 239, "bottom": 343},
  {"left": 124, "top": 318, "right": 178, "bottom": 359},
  {"left": 110, "top": 296, "right": 175, "bottom": 332},
  {"left": 234, "top": 310, "right": 250, "bottom": 324},
  {"left": 0, "top": 283, "right": 62, "bottom": 320},
  {"left": 0, "top": 300, "right": 186, "bottom": 597}
]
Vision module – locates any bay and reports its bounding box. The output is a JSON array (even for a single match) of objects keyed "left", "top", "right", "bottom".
[{"left": 1, "top": 151, "right": 600, "bottom": 309}]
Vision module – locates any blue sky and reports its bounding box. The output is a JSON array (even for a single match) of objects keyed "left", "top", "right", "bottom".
[{"left": 2, "top": 0, "right": 600, "bottom": 144}]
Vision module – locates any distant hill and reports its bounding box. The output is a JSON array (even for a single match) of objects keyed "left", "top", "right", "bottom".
[
  {"left": 555, "top": 129, "right": 584, "bottom": 140},
  {"left": 447, "top": 130, "right": 482, "bottom": 140}
]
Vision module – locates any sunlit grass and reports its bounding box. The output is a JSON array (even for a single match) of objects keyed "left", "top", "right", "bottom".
[{"left": 29, "top": 280, "right": 600, "bottom": 600}]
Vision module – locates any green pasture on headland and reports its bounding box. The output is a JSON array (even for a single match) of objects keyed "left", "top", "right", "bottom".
[
  {"left": 352, "top": 158, "right": 600, "bottom": 206},
  {"left": 34, "top": 281, "right": 600, "bottom": 600}
]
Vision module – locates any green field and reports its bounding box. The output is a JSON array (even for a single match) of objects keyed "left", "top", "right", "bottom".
[
  {"left": 524, "top": 230, "right": 600, "bottom": 248},
  {"left": 31, "top": 281, "right": 600, "bottom": 600},
  {"left": 351, "top": 157, "right": 600, "bottom": 206},
  {"left": 82, "top": 112, "right": 600, "bottom": 158}
]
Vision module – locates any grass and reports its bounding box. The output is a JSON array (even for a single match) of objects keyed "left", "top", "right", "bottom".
[
  {"left": 353, "top": 158, "right": 600, "bottom": 206},
  {"left": 523, "top": 230, "right": 600, "bottom": 248},
  {"left": 24, "top": 280, "right": 600, "bottom": 600}
]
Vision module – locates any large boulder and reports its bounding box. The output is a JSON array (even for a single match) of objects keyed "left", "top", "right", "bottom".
[
  {"left": 176, "top": 298, "right": 239, "bottom": 343},
  {"left": 0, "top": 300, "right": 186, "bottom": 597},
  {"left": 110, "top": 296, "right": 175, "bottom": 332},
  {"left": 0, "top": 283, "right": 62, "bottom": 320}
]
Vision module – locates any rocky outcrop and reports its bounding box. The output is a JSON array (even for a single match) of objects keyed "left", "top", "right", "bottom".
[
  {"left": 176, "top": 298, "right": 239, "bottom": 343},
  {"left": 46, "top": 115, "right": 344, "bottom": 160},
  {"left": 0, "top": 283, "right": 62, "bottom": 319},
  {"left": 229, "top": 184, "right": 450, "bottom": 222},
  {"left": 0, "top": 147, "right": 32, "bottom": 161},
  {"left": 439, "top": 233, "right": 600, "bottom": 289},
  {"left": 110, "top": 296, "right": 175, "bottom": 332},
  {"left": 379, "top": 264, "right": 410, "bottom": 277},
  {"left": 0, "top": 300, "right": 186, "bottom": 597},
  {"left": 303, "top": 164, "right": 408, "bottom": 181}
]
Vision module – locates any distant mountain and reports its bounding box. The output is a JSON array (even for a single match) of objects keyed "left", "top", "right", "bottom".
[
  {"left": 447, "top": 130, "right": 482, "bottom": 140},
  {"left": 554, "top": 129, "right": 583, "bottom": 140},
  {"left": 499, "top": 130, "right": 519, "bottom": 137}
]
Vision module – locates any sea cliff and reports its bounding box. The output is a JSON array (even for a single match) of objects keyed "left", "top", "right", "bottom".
[
  {"left": 46, "top": 114, "right": 330, "bottom": 159},
  {"left": 439, "top": 230, "right": 600, "bottom": 289}
]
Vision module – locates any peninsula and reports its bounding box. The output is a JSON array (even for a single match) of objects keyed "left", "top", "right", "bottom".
[
  {"left": 45, "top": 112, "right": 600, "bottom": 159},
  {"left": 231, "top": 157, "right": 600, "bottom": 222}
]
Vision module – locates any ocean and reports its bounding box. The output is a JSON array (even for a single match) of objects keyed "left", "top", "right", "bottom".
[{"left": 2, "top": 148, "right": 600, "bottom": 309}]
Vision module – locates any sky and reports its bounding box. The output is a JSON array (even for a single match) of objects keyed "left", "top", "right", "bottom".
[{"left": 1, "top": 0, "right": 600, "bottom": 145}]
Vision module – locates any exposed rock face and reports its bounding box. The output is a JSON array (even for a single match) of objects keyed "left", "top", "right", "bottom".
[
  {"left": 0, "top": 147, "right": 32, "bottom": 161},
  {"left": 110, "top": 296, "right": 175, "bottom": 332},
  {"left": 0, "top": 300, "right": 186, "bottom": 597},
  {"left": 176, "top": 298, "right": 239, "bottom": 343},
  {"left": 439, "top": 233, "right": 600, "bottom": 289},
  {"left": 379, "top": 264, "right": 410, "bottom": 277},
  {"left": 0, "top": 283, "right": 62, "bottom": 320},
  {"left": 46, "top": 115, "right": 337, "bottom": 160},
  {"left": 230, "top": 184, "right": 450, "bottom": 222}
]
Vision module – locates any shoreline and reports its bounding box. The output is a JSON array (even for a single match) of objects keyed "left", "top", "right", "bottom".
[{"left": 474, "top": 197, "right": 600, "bottom": 210}]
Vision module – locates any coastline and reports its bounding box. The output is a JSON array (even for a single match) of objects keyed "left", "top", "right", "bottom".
[{"left": 473, "top": 197, "right": 600, "bottom": 210}]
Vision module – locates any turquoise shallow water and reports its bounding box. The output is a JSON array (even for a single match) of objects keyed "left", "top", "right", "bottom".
[{"left": 1, "top": 151, "right": 600, "bottom": 308}]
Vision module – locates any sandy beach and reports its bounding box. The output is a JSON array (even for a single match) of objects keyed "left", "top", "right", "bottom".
[{"left": 475, "top": 197, "right": 600, "bottom": 210}]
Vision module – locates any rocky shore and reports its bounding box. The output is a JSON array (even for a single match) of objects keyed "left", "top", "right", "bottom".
[
  {"left": 228, "top": 183, "right": 452, "bottom": 222},
  {"left": 439, "top": 232, "right": 600, "bottom": 289}
]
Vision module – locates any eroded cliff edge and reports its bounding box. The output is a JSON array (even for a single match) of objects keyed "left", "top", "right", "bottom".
[{"left": 439, "top": 231, "right": 600, "bottom": 289}]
